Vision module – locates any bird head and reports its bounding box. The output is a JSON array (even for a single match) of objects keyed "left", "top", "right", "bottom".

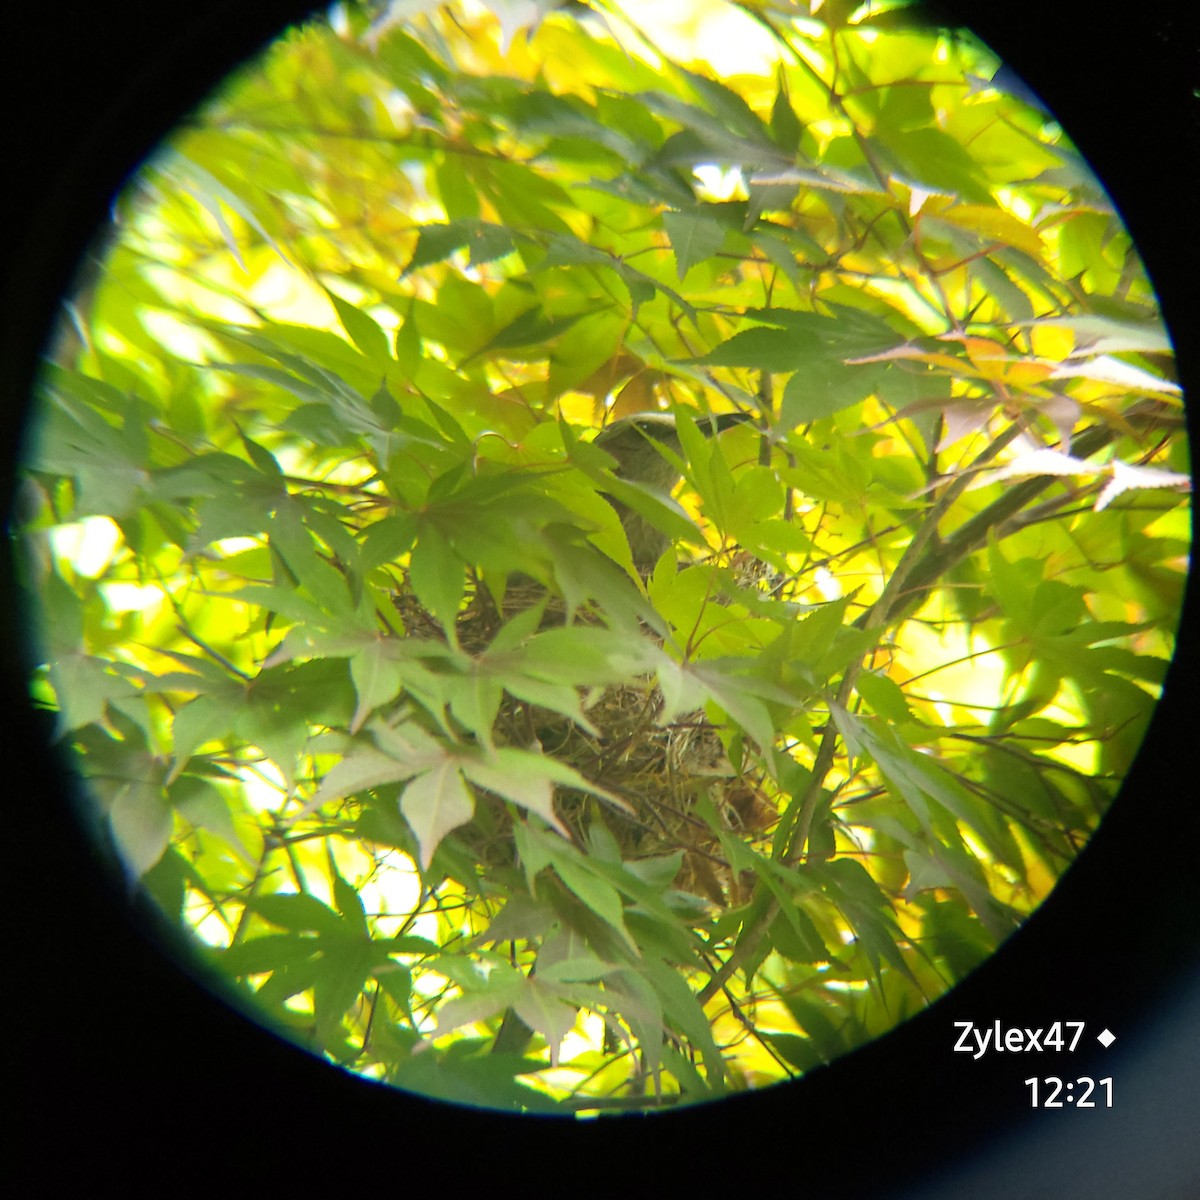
[{"left": 594, "top": 410, "right": 753, "bottom": 566}]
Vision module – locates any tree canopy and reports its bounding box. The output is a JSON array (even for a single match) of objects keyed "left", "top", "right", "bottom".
[{"left": 16, "top": 0, "right": 1189, "bottom": 1113}]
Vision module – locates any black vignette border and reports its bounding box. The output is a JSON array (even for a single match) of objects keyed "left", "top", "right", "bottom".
[{"left": 2, "top": 1, "right": 1195, "bottom": 1195}]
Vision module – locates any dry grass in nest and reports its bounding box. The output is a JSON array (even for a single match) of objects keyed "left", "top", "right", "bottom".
[{"left": 392, "top": 576, "right": 780, "bottom": 911}]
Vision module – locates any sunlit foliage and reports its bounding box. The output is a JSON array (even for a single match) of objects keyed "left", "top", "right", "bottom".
[{"left": 16, "top": 0, "right": 1188, "bottom": 1112}]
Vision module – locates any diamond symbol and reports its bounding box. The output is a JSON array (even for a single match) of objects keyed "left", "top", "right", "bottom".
[{"left": 1097, "top": 1028, "right": 1116, "bottom": 1048}]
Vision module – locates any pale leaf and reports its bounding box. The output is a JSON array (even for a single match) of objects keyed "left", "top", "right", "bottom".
[
  {"left": 1050, "top": 354, "right": 1181, "bottom": 395},
  {"left": 401, "top": 760, "right": 476, "bottom": 868},
  {"left": 1095, "top": 460, "right": 1191, "bottom": 511}
]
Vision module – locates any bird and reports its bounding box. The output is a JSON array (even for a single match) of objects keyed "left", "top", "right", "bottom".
[{"left": 593, "top": 410, "right": 752, "bottom": 567}]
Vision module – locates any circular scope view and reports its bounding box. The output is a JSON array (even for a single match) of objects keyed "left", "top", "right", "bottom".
[{"left": 14, "top": 0, "right": 1189, "bottom": 1114}]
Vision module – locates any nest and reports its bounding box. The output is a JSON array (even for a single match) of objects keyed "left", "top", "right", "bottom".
[{"left": 391, "top": 573, "right": 780, "bottom": 909}]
